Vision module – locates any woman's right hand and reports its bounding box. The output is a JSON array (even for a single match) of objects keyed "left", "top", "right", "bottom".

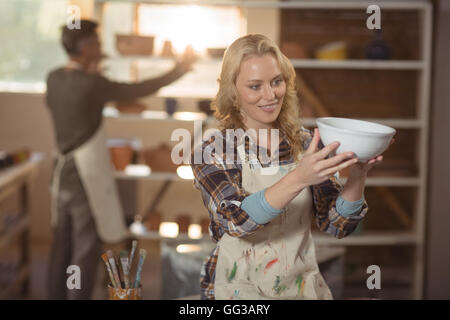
[
  {"left": 292, "top": 128, "right": 358, "bottom": 190},
  {"left": 265, "top": 128, "right": 358, "bottom": 211}
]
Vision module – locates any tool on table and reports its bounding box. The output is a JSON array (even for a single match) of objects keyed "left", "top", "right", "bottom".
[
  {"left": 133, "top": 249, "right": 147, "bottom": 289},
  {"left": 101, "top": 253, "right": 117, "bottom": 289},
  {"left": 107, "top": 250, "right": 122, "bottom": 289},
  {"left": 129, "top": 240, "right": 138, "bottom": 271},
  {"left": 120, "top": 250, "right": 130, "bottom": 289}
]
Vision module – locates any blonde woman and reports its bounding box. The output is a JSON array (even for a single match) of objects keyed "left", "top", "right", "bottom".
[{"left": 191, "top": 34, "right": 386, "bottom": 300}]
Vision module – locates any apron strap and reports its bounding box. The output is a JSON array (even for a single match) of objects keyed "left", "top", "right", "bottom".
[
  {"left": 236, "top": 143, "right": 262, "bottom": 169},
  {"left": 236, "top": 144, "right": 247, "bottom": 163}
]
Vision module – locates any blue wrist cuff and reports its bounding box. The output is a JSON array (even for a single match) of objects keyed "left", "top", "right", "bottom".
[
  {"left": 336, "top": 195, "right": 365, "bottom": 217},
  {"left": 241, "top": 188, "right": 283, "bottom": 224}
]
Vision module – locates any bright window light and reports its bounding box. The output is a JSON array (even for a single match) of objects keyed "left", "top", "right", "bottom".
[
  {"left": 159, "top": 222, "right": 179, "bottom": 238},
  {"left": 188, "top": 224, "right": 202, "bottom": 239},
  {"left": 138, "top": 4, "right": 243, "bottom": 56},
  {"left": 177, "top": 165, "right": 194, "bottom": 180},
  {"left": 172, "top": 111, "right": 207, "bottom": 121},
  {"left": 176, "top": 244, "right": 202, "bottom": 254},
  {"left": 125, "top": 164, "right": 151, "bottom": 176}
]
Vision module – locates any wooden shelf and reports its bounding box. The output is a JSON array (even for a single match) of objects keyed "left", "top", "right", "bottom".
[
  {"left": 131, "top": 229, "right": 206, "bottom": 242},
  {"left": 105, "top": 55, "right": 425, "bottom": 71},
  {"left": 312, "top": 231, "right": 417, "bottom": 246},
  {"left": 103, "top": 109, "right": 213, "bottom": 123},
  {"left": 105, "top": 111, "right": 424, "bottom": 130},
  {"left": 115, "top": 169, "right": 421, "bottom": 186},
  {"left": 95, "top": 0, "right": 430, "bottom": 11},
  {"left": 292, "top": 59, "right": 425, "bottom": 70},
  {"left": 303, "top": 118, "right": 424, "bottom": 129},
  {"left": 340, "top": 177, "right": 421, "bottom": 187},
  {"left": 0, "top": 153, "right": 45, "bottom": 194},
  {"left": 115, "top": 170, "right": 182, "bottom": 181},
  {"left": 0, "top": 216, "right": 29, "bottom": 250},
  {"left": 0, "top": 265, "right": 30, "bottom": 299},
  {"left": 0, "top": 152, "right": 41, "bottom": 299}
]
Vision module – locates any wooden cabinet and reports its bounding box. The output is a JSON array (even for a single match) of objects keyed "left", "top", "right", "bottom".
[{"left": 0, "top": 153, "right": 43, "bottom": 298}]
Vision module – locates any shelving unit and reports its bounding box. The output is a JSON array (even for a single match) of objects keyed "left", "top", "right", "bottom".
[
  {"left": 0, "top": 153, "right": 43, "bottom": 299},
  {"left": 95, "top": 0, "right": 432, "bottom": 299}
]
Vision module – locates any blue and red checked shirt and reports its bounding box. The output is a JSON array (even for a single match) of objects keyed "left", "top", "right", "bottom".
[{"left": 190, "top": 126, "right": 368, "bottom": 300}]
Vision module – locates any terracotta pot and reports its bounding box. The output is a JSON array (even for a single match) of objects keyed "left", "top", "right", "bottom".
[
  {"left": 176, "top": 214, "right": 191, "bottom": 233},
  {"left": 115, "top": 100, "right": 146, "bottom": 114},
  {"left": 143, "top": 143, "right": 178, "bottom": 173},
  {"left": 144, "top": 212, "right": 162, "bottom": 231},
  {"left": 109, "top": 145, "right": 133, "bottom": 171},
  {"left": 161, "top": 40, "right": 175, "bottom": 57},
  {"left": 281, "top": 42, "right": 309, "bottom": 59}
]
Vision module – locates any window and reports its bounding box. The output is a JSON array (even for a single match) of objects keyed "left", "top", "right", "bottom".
[
  {"left": 101, "top": 2, "right": 244, "bottom": 98},
  {"left": 0, "top": 0, "right": 69, "bottom": 92}
]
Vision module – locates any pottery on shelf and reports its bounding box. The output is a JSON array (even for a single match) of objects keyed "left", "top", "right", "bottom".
[
  {"left": 365, "top": 29, "right": 392, "bottom": 60},
  {"left": 165, "top": 98, "right": 177, "bottom": 116}
]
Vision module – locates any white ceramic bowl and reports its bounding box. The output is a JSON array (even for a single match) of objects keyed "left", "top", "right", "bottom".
[{"left": 315, "top": 117, "right": 396, "bottom": 162}]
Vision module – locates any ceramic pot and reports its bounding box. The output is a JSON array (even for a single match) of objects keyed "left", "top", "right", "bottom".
[{"left": 109, "top": 145, "right": 133, "bottom": 171}]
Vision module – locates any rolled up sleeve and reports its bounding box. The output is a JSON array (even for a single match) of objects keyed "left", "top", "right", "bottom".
[
  {"left": 191, "top": 144, "right": 264, "bottom": 241},
  {"left": 310, "top": 176, "right": 368, "bottom": 239}
]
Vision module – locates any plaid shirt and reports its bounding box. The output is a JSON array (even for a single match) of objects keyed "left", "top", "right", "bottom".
[{"left": 191, "top": 127, "right": 368, "bottom": 300}]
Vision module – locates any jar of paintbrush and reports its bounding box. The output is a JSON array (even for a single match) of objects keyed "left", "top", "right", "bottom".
[{"left": 101, "top": 240, "right": 147, "bottom": 300}]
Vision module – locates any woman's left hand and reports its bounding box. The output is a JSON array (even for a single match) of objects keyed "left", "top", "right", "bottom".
[{"left": 348, "top": 138, "right": 395, "bottom": 178}]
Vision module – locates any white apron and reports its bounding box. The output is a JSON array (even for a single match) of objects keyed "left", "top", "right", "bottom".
[
  {"left": 51, "top": 123, "right": 130, "bottom": 243},
  {"left": 214, "top": 144, "right": 333, "bottom": 300}
]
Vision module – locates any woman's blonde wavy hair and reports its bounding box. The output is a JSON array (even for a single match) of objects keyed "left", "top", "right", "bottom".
[{"left": 212, "top": 34, "right": 303, "bottom": 161}]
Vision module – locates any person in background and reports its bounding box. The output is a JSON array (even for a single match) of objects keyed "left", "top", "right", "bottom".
[
  {"left": 46, "top": 19, "right": 194, "bottom": 299},
  {"left": 191, "top": 34, "right": 392, "bottom": 300}
]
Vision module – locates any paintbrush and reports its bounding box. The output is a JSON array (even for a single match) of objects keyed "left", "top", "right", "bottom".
[
  {"left": 133, "top": 249, "right": 147, "bottom": 289},
  {"left": 107, "top": 250, "right": 122, "bottom": 289},
  {"left": 101, "top": 253, "right": 117, "bottom": 289},
  {"left": 129, "top": 240, "right": 138, "bottom": 271},
  {"left": 114, "top": 255, "right": 123, "bottom": 286},
  {"left": 120, "top": 250, "right": 130, "bottom": 289}
]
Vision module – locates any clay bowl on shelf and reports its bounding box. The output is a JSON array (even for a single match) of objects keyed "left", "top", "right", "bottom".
[
  {"left": 107, "top": 139, "right": 134, "bottom": 171},
  {"left": 316, "top": 117, "right": 396, "bottom": 162}
]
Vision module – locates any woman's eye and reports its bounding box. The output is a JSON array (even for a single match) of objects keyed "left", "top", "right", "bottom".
[
  {"left": 272, "top": 79, "right": 283, "bottom": 86},
  {"left": 249, "top": 85, "right": 260, "bottom": 90}
]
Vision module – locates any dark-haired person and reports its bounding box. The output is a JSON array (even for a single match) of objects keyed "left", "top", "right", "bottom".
[{"left": 46, "top": 20, "right": 194, "bottom": 299}]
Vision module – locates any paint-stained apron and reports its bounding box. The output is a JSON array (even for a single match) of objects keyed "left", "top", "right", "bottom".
[
  {"left": 214, "top": 144, "right": 333, "bottom": 300},
  {"left": 50, "top": 123, "right": 130, "bottom": 243}
]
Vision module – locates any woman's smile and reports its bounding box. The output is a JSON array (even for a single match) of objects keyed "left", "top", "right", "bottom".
[{"left": 258, "top": 100, "right": 280, "bottom": 112}]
